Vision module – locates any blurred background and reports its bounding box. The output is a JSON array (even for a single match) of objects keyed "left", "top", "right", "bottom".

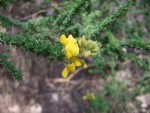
[{"left": 0, "top": 0, "right": 150, "bottom": 113}]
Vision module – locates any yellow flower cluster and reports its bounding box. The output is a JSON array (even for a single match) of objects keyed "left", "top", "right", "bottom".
[{"left": 60, "top": 34, "right": 100, "bottom": 78}]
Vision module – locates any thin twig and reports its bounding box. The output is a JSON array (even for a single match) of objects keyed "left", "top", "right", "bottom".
[
  {"left": 66, "top": 65, "right": 95, "bottom": 81},
  {"left": 20, "top": 10, "right": 46, "bottom": 21}
]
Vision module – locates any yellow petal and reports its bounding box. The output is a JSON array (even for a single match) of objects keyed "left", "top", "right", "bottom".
[
  {"left": 65, "top": 44, "right": 71, "bottom": 52},
  {"left": 71, "top": 45, "right": 79, "bottom": 56},
  {"left": 60, "top": 34, "right": 67, "bottom": 46},
  {"left": 67, "top": 34, "right": 77, "bottom": 44},
  {"left": 72, "top": 58, "right": 82, "bottom": 66},
  {"left": 62, "top": 67, "right": 69, "bottom": 78},
  {"left": 67, "top": 63, "right": 75, "bottom": 73},
  {"left": 66, "top": 52, "right": 72, "bottom": 59},
  {"left": 65, "top": 44, "right": 79, "bottom": 57}
]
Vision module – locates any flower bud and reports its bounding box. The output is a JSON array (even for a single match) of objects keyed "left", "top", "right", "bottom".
[
  {"left": 91, "top": 47, "right": 99, "bottom": 52},
  {"left": 90, "top": 52, "right": 98, "bottom": 56},
  {"left": 81, "top": 60, "right": 87, "bottom": 68},
  {"left": 86, "top": 40, "right": 96, "bottom": 50},
  {"left": 81, "top": 36, "right": 86, "bottom": 46},
  {"left": 83, "top": 51, "right": 91, "bottom": 57},
  {"left": 78, "top": 39, "right": 81, "bottom": 46}
]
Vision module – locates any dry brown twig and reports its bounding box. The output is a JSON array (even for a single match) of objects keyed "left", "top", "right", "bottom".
[{"left": 20, "top": 9, "right": 46, "bottom": 21}]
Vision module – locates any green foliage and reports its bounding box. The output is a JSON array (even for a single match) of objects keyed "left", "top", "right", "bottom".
[
  {"left": 0, "top": 15, "right": 25, "bottom": 29},
  {"left": 24, "top": 17, "right": 54, "bottom": 38},
  {"left": 127, "top": 54, "right": 150, "bottom": 71},
  {"left": 88, "top": 94, "right": 108, "bottom": 113},
  {"left": 0, "top": 33, "right": 64, "bottom": 61},
  {"left": 93, "top": 32, "right": 150, "bottom": 71},
  {"left": 0, "top": 15, "right": 54, "bottom": 38},
  {"left": 80, "top": 10, "right": 102, "bottom": 39},
  {"left": 103, "top": 78, "right": 135, "bottom": 113},
  {"left": 0, "top": 53, "right": 22, "bottom": 80},
  {"left": 54, "top": 0, "right": 92, "bottom": 35},
  {"left": 0, "top": 0, "right": 17, "bottom": 9},
  {"left": 135, "top": 72, "right": 150, "bottom": 94},
  {"left": 86, "top": 77, "right": 145, "bottom": 113},
  {"left": 89, "top": 0, "right": 135, "bottom": 39},
  {"left": 121, "top": 34, "right": 150, "bottom": 52}
]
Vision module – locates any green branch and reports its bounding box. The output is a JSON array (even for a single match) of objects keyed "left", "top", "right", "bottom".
[
  {"left": 93, "top": 32, "right": 150, "bottom": 67},
  {"left": 0, "top": 33, "right": 64, "bottom": 61},
  {"left": 90, "top": 0, "right": 135, "bottom": 38},
  {"left": 54, "top": 0, "right": 92, "bottom": 33},
  {"left": 55, "top": 0, "right": 88, "bottom": 25},
  {"left": 0, "top": 53, "right": 22, "bottom": 80},
  {"left": 0, "top": 15, "right": 26, "bottom": 29},
  {"left": 121, "top": 37, "right": 150, "bottom": 53},
  {"left": 0, "top": 15, "right": 53, "bottom": 30}
]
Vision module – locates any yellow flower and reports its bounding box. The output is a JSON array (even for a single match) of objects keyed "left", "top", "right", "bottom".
[
  {"left": 60, "top": 34, "right": 79, "bottom": 59},
  {"left": 62, "top": 63, "right": 76, "bottom": 78},
  {"left": 71, "top": 58, "right": 82, "bottom": 66},
  {"left": 59, "top": 34, "right": 99, "bottom": 78},
  {"left": 67, "top": 34, "right": 77, "bottom": 44},
  {"left": 60, "top": 34, "right": 67, "bottom": 46},
  {"left": 60, "top": 34, "right": 77, "bottom": 46},
  {"left": 65, "top": 43, "right": 79, "bottom": 58},
  {"left": 65, "top": 52, "right": 72, "bottom": 59}
]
